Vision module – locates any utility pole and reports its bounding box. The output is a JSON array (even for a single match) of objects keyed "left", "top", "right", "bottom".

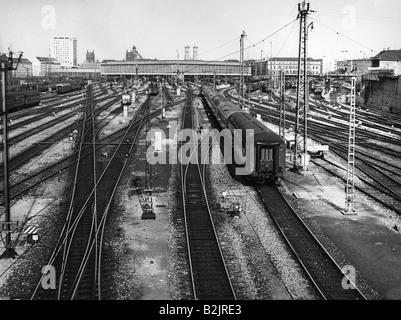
[
  {"left": 293, "top": 0, "right": 314, "bottom": 173},
  {"left": 239, "top": 31, "right": 246, "bottom": 109},
  {"left": 342, "top": 76, "right": 357, "bottom": 215},
  {"left": 1, "top": 50, "right": 23, "bottom": 259}
]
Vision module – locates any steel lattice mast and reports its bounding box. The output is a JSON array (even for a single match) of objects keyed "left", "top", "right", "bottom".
[
  {"left": 239, "top": 31, "right": 246, "bottom": 109},
  {"left": 293, "top": 1, "right": 313, "bottom": 172},
  {"left": 279, "top": 69, "right": 286, "bottom": 142},
  {"left": 342, "top": 77, "right": 357, "bottom": 215}
]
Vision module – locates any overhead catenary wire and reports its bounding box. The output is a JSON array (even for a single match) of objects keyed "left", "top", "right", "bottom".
[
  {"left": 314, "top": 10, "right": 401, "bottom": 23},
  {"left": 309, "top": 17, "right": 377, "bottom": 54},
  {"left": 197, "top": 36, "right": 241, "bottom": 59},
  {"left": 179, "top": 18, "right": 299, "bottom": 75}
]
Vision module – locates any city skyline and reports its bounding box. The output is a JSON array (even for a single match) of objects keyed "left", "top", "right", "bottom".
[{"left": 1, "top": 0, "right": 400, "bottom": 71}]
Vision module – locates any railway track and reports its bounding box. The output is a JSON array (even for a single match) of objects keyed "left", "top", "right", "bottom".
[
  {"left": 0, "top": 97, "right": 185, "bottom": 210},
  {"left": 231, "top": 92, "right": 401, "bottom": 208},
  {"left": 0, "top": 96, "right": 121, "bottom": 184},
  {"left": 312, "top": 157, "right": 401, "bottom": 215},
  {"left": 28, "top": 86, "right": 146, "bottom": 299},
  {"left": 308, "top": 135, "right": 401, "bottom": 200},
  {"left": 28, "top": 91, "right": 179, "bottom": 299},
  {"left": 180, "top": 89, "right": 235, "bottom": 300},
  {"left": 257, "top": 185, "right": 366, "bottom": 300}
]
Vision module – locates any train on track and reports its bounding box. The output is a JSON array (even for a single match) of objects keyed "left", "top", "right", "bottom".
[
  {"left": 0, "top": 84, "right": 41, "bottom": 114},
  {"left": 201, "top": 85, "right": 286, "bottom": 184},
  {"left": 1, "top": 80, "right": 86, "bottom": 114},
  {"left": 56, "top": 81, "right": 84, "bottom": 94}
]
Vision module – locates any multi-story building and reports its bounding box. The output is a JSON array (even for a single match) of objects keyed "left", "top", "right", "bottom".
[
  {"left": 32, "top": 57, "right": 61, "bottom": 76},
  {"left": 336, "top": 59, "right": 370, "bottom": 75},
  {"left": 370, "top": 49, "right": 401, "bottom": 75},
  {"left": 252, "top": 59, "right": 269, "bottom": 76},
  {"left": 362, "top": 49, "right": 401, "bottom": 114},
  {"left": 51, "top": 37, "right": 77, "bottom": 67},
  {"left": 269, "top": 57, "right": 323, "bottom": 75},
  {"left": 11, "top": 58, "right": 33, "bottom": 78}
]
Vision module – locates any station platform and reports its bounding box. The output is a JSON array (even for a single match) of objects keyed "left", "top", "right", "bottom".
[{"left": 279, "top": 160, "right": 401, "bottom": 299}]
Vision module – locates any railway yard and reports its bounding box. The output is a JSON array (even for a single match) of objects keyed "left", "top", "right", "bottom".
[{"left": 0, "top": 78, "right": 401, "bottom": 306}]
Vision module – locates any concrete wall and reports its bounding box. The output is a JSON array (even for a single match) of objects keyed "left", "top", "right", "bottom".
[
  {"left": 379, "top": 61, "right": 401, "bottom": 76},
  {"left": 365, "top": 77, "right": 401, "bottom": 114}
]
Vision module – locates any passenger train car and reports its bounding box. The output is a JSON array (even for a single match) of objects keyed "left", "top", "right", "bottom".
[{"left": 201, "top": 85, "right": 286, "bottom": 184}]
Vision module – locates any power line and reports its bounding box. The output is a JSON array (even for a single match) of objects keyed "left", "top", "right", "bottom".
[
  {"left": 276, "top": 19, "right": 298, "bottom": 57},
  {"left": 180, "top": 18, "right": 298, "bottom": 74},
  {"left": 309, "top": 17, "right": 377, "bottom": 54},
  {"left": 197, "top": 36, "right": 241, "bottom": 58},
  {"left": 315, "top": 10, "right": 401, "bottom": 22}
]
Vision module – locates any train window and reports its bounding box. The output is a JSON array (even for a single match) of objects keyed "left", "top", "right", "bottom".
[{"left": 260, "top": 148, "right": 273, "bottom": 161}]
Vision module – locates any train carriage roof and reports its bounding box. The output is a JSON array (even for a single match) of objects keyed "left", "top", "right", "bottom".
[{"left": 228, "top": 112, "right": 284, "bottom": 145}]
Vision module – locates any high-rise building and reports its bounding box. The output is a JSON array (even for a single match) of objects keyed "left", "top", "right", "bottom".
[{"left": 51, "top": 37, "right": 77, "bottom": 67}]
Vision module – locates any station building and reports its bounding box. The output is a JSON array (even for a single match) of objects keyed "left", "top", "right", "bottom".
[
  {"left": 268, "top": 57, "right": 323, "bottom": 76},
  {"left": 100, "top": 59, "right": 251, "bottom": 81}
]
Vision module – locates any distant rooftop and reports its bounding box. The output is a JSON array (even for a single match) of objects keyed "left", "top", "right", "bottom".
[
  {"left": 270, "top": 57, "right": 323, "bottom": 61},
  {"left": 36, "top": 57, "right": 60, "bottom": 64},
  {"left": 12, "top": 58, "right": 32, "bottom": 64},
  {"left": 371, "top": 50, "right": 401, "bottom": 61}
]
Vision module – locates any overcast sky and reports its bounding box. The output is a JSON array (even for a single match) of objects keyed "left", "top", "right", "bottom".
[{"left": 1, "top": 0, "right": 400, "bottom": 70}]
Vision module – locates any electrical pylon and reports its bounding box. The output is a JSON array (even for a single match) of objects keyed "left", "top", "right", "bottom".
[
  {"left": 342, "top": 77, "right": 357, "bottom": 215},
  {"left": 293, "top": 1, "right": 313, "bottom": 172},
  {"left": 239, "top": 31, "right": 246, "bottom": 109},
  {"left": 279, "top": 69, "right": 286, "bottom": 142}
]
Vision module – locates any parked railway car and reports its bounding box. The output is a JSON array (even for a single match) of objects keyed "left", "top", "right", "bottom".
[
  {"left": 0, "top": 85, "right": 41, "bottom": 114},
  {"left": 201, "top": 85, "right": 286, "bottom": 184},
  {"left": 148, "top": 81, "right": 159, "bottom": 96},
  {"left": 56, "top": 81, "right": 84, "bottom": 94}
]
